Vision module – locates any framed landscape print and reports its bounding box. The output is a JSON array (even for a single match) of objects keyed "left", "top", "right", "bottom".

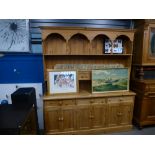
[
  {"left": 92, "top": 68, "right": 129, "bottom": 93},
  {"left": 47, "top": 69, "right": 78, "bottom": 95}
]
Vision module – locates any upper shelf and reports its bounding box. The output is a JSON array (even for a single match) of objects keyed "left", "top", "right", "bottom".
[
  {"left": 41, "top": 26, "right": 135, "bottom": 41},
  {"left": 43, "top": 53, "right": 132, "bottom": 56},
  {"left": 41, "top": 27, "right": 135, "bottom": 55}
]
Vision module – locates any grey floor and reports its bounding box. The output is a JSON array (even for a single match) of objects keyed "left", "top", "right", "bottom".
[
  {"left": 40, "top": 125, "right": 155, "bottom": 135},
  {"left": 110, "top": 125, "right": 155, "bottom": 135}
]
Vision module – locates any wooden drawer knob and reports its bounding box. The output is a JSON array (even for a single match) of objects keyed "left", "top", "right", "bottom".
[
  {"left": 117, "top": 112, "right": 122, "bottom": 116},
  {"left": 89, "top": 115, "right": 94, "bottom": 119},
  {"left": 119, "top": 98, "right": 123, "bottom": 101},
  {"left": 59, "top": 101, "right": 63, "bottom": 105}
]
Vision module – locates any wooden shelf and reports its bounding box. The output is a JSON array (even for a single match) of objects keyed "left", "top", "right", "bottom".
[{"left": 43, "top": 54, "right": 132, "bottom": 56}]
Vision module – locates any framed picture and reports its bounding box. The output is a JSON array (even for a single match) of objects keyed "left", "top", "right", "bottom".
[
  {"left": 0, "top": 19, "right": 30, "bottom": 52},
  {"left": 47, "top": 69, "right": 78, "bottom": 95},
  {"left": 104, "top": 39, "right": 112, "bottom": 54},
  {"left": 92, "top": 68, "right": 129, "bottom": 93},
  {"left": 112, "top": 39, "right": 123, "bottom": 54}
]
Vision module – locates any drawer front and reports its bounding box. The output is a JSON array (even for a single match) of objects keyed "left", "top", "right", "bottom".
[
  {"left": 78, "top": 71, "right": 91, "bottom": 80},
  {"left": 107, "top": 97, "right": 121, "bottom": 104},
  {"left": 45, "top": 100, "right": 61, "bottom": 106},
  {"left": 77, "top": 98, "right": 91, "bottom": 105},
  {"left": 45, "top": 99, "right": 75, "bottom": 106},
  {"left": 122, "top": 96, "right": 134, "bottom": 103},
  {"left": 107, "top": 96, "right": 134, "bottom": 104},
  {"left": 77, "top": 98, "right": 106, "bottom": 105},
  {"left": 92, "top": 98, "right": 106, "bottom": 104},
  {"left": 62, "top": 99, "right": 76, "bottom": 106}
]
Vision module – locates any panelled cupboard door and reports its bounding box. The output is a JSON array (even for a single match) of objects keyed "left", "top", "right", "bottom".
[
  {"left": 119, "top": 102, "right": 133, "bottom": 125},
  {"left": 107, "top": 97, "right": 134, "bottom": 127},
  {"left": 44, "top": 106, "right": 76, "bottom": 133},
  {"left": 76, "top": 104, "right": 91, "bottom": 130},
  {"left": 91, "top": 104, "right": 107, "bottom": 129},
  {"left": 44, "top": 106, "right": 60, "bottom": 133},
  {"left": 107, "top": 102, "right": 120, "bottom": 127},
  {"left": 61, "top": 106, "right": 76, "bottom": 132}
]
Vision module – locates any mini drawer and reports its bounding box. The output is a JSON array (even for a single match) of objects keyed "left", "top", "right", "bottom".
[
  {"left": 107, "top": 96, "right": 134, "bottom": 103},
  {"left": 77, "top": 98, "right": 90, "bottom": 105},
  {"left": 45, "top": 100, "right": 61, "bottom": 106},
  {"left": 77, "top": 98, "right": 106, "bottom": 105},
  {"left": 122, "top": 96, "right": 134, "bottom": 102},
  {"left": 89, "top": 98, "right": 106, "bottom": 104},
  {"left": 45, "top": 99, "right": 76, "bottom": 106},
  {"left": 78, "top": 71, "right": 91, "bottom": 80},
  {"left": 93, "top": 98, "right": 106, "bottom": 104},
  {"left": 107, "top": 97, "right": 121, "bottom": 103},
  {"left": 62, "top": 99, "right": 76, "bottom": 106}
]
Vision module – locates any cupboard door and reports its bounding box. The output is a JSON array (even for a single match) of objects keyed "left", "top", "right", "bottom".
[
  {"left": 91, "top": 103, "right": 107, "bottom": 128},
  {"left": 107, "top": 102, "right": 120, "bottom": 127},
  {"left": 44, "top": 106, "right": 61, "bottom": 133},
  {"left": 61, "top": 106, "right": 76, "bottom": 132},
  {"left": 119, "top": 102, "right": 133, "bottom": 125},
  {"left": 76, "top": 104, "right": 91, "bottom": 130}
]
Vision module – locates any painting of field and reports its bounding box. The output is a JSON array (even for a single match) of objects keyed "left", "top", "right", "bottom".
[{"left": 92, "top": 68, "right": 129, "bottom": 93}]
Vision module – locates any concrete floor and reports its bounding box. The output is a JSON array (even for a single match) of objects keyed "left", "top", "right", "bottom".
[
  {"left": 41, "top": 125, "right": 155, "bottom": 135},
  {"left": 110, "top": 125, "right": 155, "bottom": 135}
]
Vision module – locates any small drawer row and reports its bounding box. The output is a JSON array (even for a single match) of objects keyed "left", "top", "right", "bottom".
[{"left": 44, "top": 96, "right": 134, "bottom": 107}]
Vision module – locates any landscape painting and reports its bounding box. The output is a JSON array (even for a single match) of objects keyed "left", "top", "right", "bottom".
[{"left": 92, "top": 68, "right": 129, "bottom": 93}]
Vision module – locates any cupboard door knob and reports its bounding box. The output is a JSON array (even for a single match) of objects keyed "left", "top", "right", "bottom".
[{"left": 58, "top": 117, "right": 64, "bottom": 121}]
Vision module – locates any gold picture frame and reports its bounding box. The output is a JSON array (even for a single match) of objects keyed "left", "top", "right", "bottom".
[
  {"left": 92, "top": 68, "right": 129, "bottom": 93},
  {"left": 47, "top": 69, "right": 78, "bottom": 95}
]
